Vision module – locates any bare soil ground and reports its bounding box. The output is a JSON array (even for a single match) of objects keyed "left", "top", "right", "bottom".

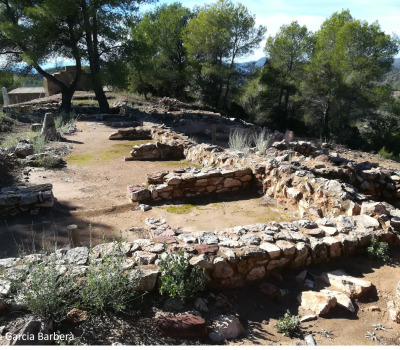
[{"left": 0, "top": 121, "right": 293, "bottom": 256}]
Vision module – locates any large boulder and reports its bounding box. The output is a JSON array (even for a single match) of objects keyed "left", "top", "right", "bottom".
[
  {"left": 318, "top": 270, "right": 373, "bottom": 298},
  {"left": 297, "top": 291, "right": 337, "bottom": 316},
  {"left": 14, "top": 142, "right": 34, "bottom": 158}
]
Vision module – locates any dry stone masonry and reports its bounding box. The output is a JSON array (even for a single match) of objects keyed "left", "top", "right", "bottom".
[{"left": 0, "top": 184, "right": 55, "bottom": 216}]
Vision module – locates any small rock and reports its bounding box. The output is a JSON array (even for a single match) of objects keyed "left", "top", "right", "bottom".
[
  {"left": 300, "top": 315, "right": 318, "bottom": 322},
  {"left": 209, "top": 315, "right": 245, "bottom": 341},
  {"left": 295, "top": 270, "right": 308, "bottom": 283},
  {"left": 65, "top": 308, "right": 88, "bottom": 324},
  {"left": 139, "top": 204, "right": 152, "bottom": 212}
]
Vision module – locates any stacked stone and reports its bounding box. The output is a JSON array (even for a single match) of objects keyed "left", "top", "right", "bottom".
[
  {"left": 0, "top": 184, "right": 55, "bottom": 216},
  {"left": 126, "top": 141, "right": 185, "bottom": 161},
  {"left": 2, "top": 214, "right": 397, "bottom": 306},
  {"left": 108, "top": 126, "right": 150, "bottom": 140},
  {"left": 271, "top": 140, "right": 324, "bottom": 157},
  {"left": 127, "top": 166, "right": 253, "bottom": 202}
]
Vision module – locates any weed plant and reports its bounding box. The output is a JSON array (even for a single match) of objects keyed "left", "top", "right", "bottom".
[
  {"left": 378, "top": 146, "right": 394, "bottom": 160},
  {"left": 274, "top": 310, "right": 301, "bottom": 337},
  {"left": 10, "top": 253, "right": 76, "bottom": 321},
  {"left": 367, "top": 237, "right": 390, "bottom": 263},
  {"left": 228, "top": 128, "right": 251, "bottom": 156},
  {"left": 32, "top": 134, "right": 46, "bottom": 154},
  {"left": 253, "top": 128, "right": 271, "bottom": 154},
  {"left": 76, "top": 232, "right": 140, "bottom": 314},
  {"left": 159, "top": 246, "right": 206, "bottom": 300}
]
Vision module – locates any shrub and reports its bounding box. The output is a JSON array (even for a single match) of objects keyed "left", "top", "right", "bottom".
[
  {"left": 367, "top": 236, "right": 390, "bottom": 262},
  {"left": 378, "top": 146, "right": 394, "bottom": 160},
  {"left": 10, "top": 254, "right": 75, "bottom": 321},
  {"left": 76, "top": 235, "right": 140, "bottom": 314},
  {"left": 159, "top": 248, "right": 206, "bottom": 300},
  {"left": 228, "top": 128, "right": 251, "bottom": 156},
  {"left": 274, "top": 310, "right": 301, "bottom": 337},
  {"left": 32, "top": 134, "right": 47, "bottom": 154},
  {"left": 36, "top": 154, "right": 60, "bottom": 168},
  {"left": 253, "top": 128, "right": 271, "bottom": 154}
]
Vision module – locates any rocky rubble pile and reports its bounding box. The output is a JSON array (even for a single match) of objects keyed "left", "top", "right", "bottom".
[
  {"left": 108, "top": 126, "right": 150, "bottom": 140},
  {"left": 0, "top": 184, "right": 55, "bottom": 216}
]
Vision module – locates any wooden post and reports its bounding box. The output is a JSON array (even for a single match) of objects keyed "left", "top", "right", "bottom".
[
  {"left": 67, "top": 224, "right": 81, "bottom": 247},
  {"left": 212, "top": 124, "right": 217, "bottom": 145}
]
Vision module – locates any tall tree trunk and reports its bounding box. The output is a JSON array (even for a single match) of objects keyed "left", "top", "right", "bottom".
[
  {"left": 284, "top": 89, "right": 290, "bottom": 120},
  {"left": 322, "top": 98, "right": 331, "bottom": 141},
  {"left": 34, "top": 64, "right": 81, "bottom": 113},
  {"left": 80, "top": 0, "right": 109, "bottom": 113}
]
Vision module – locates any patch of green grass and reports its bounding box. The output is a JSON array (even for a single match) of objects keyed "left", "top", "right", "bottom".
[
  {"left": 160, "top": 204, "right": 204, "bottom": 215},
  {"left": 1, "top": 131, "right": 39, "bottom": 148},
  {"left": 378, "top": 146, "right": 394, "bottom": 160},
  {"left": 65, "top": 153, "right": 97, "bottom": 165},
  {"left": 72, "top": 99, "right": 98, "bottom": 106},
  {"left": 66, "top": 141, "right": 151, "bottom": 165}
]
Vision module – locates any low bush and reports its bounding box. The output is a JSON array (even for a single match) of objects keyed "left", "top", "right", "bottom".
[
  {"left": 10, "top": 254, "right": 75, "bottom": 321},
  {"left": 274, "top": 310, "right": 301, "bottom": 337},
  {"left": 378, "top": 146, "right": 394, "bottom": 160},
  {"left": 76, "top": 235, "right": 140, "bottom": 314},
  {"left": 367, "top": 236, "right": 390, "bottom": 263},
  {"left": 159, "top": 248, "right": 206, "bottom": 300},
  {"left": 32, "top": 134, "right": 47, "bottom": 154},
  {"left": 36, "top": 154, "right": 60, "bottom": 168}
]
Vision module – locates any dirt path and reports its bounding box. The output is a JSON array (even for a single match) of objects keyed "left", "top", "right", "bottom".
[
  {"left": 0, "top": 121, "right": 293, "bottom": 255},
  {"left": 228, "top": 251, "right": 400, "bottom": 346}
]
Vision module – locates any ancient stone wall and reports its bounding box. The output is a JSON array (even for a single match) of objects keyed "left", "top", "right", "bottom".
[
  {"left": 128, "top": 166, "right": 253, "bottom": 202},
  {"left": 0, "top": 184, "right": 55, "bottom": 216},
  {"left": 108, "top": 126, "right": 150, "bottom": 140}
]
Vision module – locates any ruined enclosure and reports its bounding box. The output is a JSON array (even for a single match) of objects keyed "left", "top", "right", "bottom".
[{"left": 0, "top": 93, "right": 400, "bottom": 346}]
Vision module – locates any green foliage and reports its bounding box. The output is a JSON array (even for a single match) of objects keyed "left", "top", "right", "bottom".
[
  {"left": 274, "top": 310, "right": 301, "bottom": 337},
  {"left": 159, "top": 248, "right": 206, "bottom": 301},
  {"left": 10, "top": 255, "right": 75, "bottom": 321},
  {"left": 378, "top": 146, "right": 395, "bottom": 160},
  {"left": 367, "top": 237, "right": 390, "bottom": 263},
  {"left": 36, "top": 154, "right": 60, "bottom": 168},
  {"left": 182, "top": 0, "right": 266, "bottom": 110},
  {"left": 32, "top": 134, "right": 46, "bottom": 154},
  {"left": 77, "top": 236, "right": 140, "bottom": 314},
  {"left": 129, "top": 2, "right": 194, "bottom": 99}
]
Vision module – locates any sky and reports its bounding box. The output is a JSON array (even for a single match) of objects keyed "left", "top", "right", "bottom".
[{"left": 43, "top": 0, "right": 400, "bottom": 68}]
